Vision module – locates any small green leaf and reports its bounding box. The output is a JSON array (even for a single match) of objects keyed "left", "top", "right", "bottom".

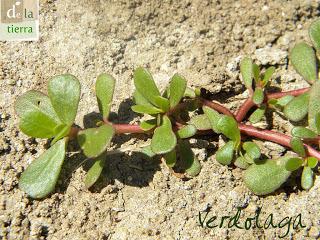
[
  {"left": 262, "top": 66, "right": 275, "bottom": 86},
  {"left": 51, "top": 124, "right": 70, "bottom": 145},
  {"left": 140, "top": 119, "right": 157, "bottom": 131},
  {"left": 95, "top": 73, "right": 115, "bottom": 119},
  {"left": 140, "top": 145, "right": 156, "bottom": 158},
  {"left": 309, "top": 19, "right": 320, "bottom": 51},
  {"left": 179, "top": 140, "right": 201, "bottom": 176},
  {"left": 15, "top": 90, "right": 61, "bottom": 138},
  {"left": 243, "top": 156, "right": 292, "bottom": 195},
  {"left": 252, "top": 64, "right": 260, "bottom": 83},
  {"left": 84, "top": 154, "right": 106, "bottom": 189},
  {"left": 176, "top": 125, "right": 197, "bottom": 139},
  {"left": 77, "top": 124, "right": 114, "bottom": 158},
  {"left": 290, "top": 42, "right": 317, "bottom": 83},
  {"left": 48, "top": 74, "right": 81, "bottom": 125},
  {"left": 154, "top": 96, "right": 170, "bottom": 112},
  {"left": 291, "top": 127, "right": 317, "bottom": 139},
  {"left": 131, "top": 105, "right": 163, "bottom": 115},
  {"left": 215, "top": 141, "right": 235, "bottom": 165},
  {"left": 151, "top": 116, "right": 177, "bottom": 154},
  {"left": 275, "top": 95, "right": 295, "bottom": 107},
  {"left": 309, "top": 81, "right": 320, "bottom": 132},
  {"left": 249, "top": 105, "right": 266, "bottom": 124},
  {"left": 216, "top": 116, "right": 241, "bottom": 144},
  {"left": 307, "top": 157, "right": 318, "bottom": 168},
  {"left": 301, "top": 166, "right": 314, "bottom": 190},
  {"left": 283, "top": 93, "right": 309, "bottom": 122},
  {"left": 169, "top": 74, "right": 187, "bottom": 108},
  {"left": 203, "top": 106, "right": 221, "bottom": 133},
  {"left": 285, "top": 157, "right": 303, "bottom": 171},
  {"left": 133, "top": 90, "right": 153, "bottom": 106},
  {"left": 19, "top": 138, "right": 66, "bottom": 199},
  {"left": 164, "top": 149, "right": 176, "bottom": 168},
  {"left": 184, "top": 87, "right": 196, "bottom": 98},
  {"left": 240, "top": 57, "right": 253, "bottom": 90},
  {"left": 243, "top": 142, "right": 261, "bottom": 160},
  {"left": 290, "top": 137, "right": 306, "bottom": 157},
  {"left": 234, "top": 156, "right": 250, "bottom": 169},
  {"left": 252, "top": 88, "right": 264, "bottom": 105},
  {"left": 134, "top": 67, "right": 161, "bottom": 106},
  {"left": 188, "top": 114, "right": 211, "bottom": 130}
]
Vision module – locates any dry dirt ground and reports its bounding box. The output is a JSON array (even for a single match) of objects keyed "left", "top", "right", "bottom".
[{"left": 1, "top": 0, "right": 320, "bottom": 239}]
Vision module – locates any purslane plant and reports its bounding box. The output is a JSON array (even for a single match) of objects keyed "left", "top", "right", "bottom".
[{"left": 15, "top": 19, "right": 320, "bottom": 199}]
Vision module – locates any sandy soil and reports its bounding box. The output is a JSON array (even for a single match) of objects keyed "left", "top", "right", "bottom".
[{"left": 1, "top": 0, "right": 320, "bottom": 239}]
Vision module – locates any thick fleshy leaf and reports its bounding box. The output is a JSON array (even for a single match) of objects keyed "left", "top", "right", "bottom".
[
  {"left": 234, "top": 156, "right": 250, "bottom": 169},
  {"left": 240, "top": 57, "right": 253, "bottom": 90},
  {"left": 131, "top": 105, "right": 163, "bottom": 115},
  {"left": 19, "top": 138, "right": 66, "bottom": 199},
  {"left": 179, "top": 140, "right": 201, "bottom": 176},
  {"left": 184, "top": 87, "right": 196, "bottom": 98},
  {"left": 51, "top": 124, "right": 70, "bottom": 145},
  {"left": 188, "top": 114, "right": 211, "bottom": 130},
  {"left": 252, "top": 88, "right": 264, "bottom": 105},
  {"left": 169, "top": 74, "right": 187, "bottom": 108},
  {"left": 309, "top": 19, "right": 320, "bottom": 50},
  {"left": 243, "top": 142, "right": 261, "bottom": 160},
  {"left": 290, "top": 42, "right": 317, "bottom": 83},
  {"left": 95, "top": 73, "right": 115, "bottom": 119},
  {"left": 15, "top": 91, "right": 61, "bottom": 138},
  {"left": 134, "top": 67, "right": 161, "bottom": 106},
  {"left": 249, "top": 106, "right": 265, "bottom": 124},
  {"left": 48, "top": 74, "right": 81, "bottom": 125},
  {"left": 283, "top": 93, "right": 309, "bottom": 122},
  {"left": 301, "top": 166, "right": 314, "bottom": 190},
  {"left": 164, "top": 149, "right": 176, "bottom": 168},
  {"left": 243, "top": 156, "right": 292, "bottom": 195},
  {"left": 154, "top": 96, "right": 170, "bottom": 112},
  {"left": 133, "top": 90, "right": 153, "bottom": 106},
  {"left": 140, "top": 119, "right": 157, "bottom": 131},
  {"left": 252, "top": 64, "right": 260, "bottom": 83},
  {"left": 309, "top": 81, "right": 320, "bottom": 132},
  {"left": 273, "top": 95, "right": 295, "bottom": 108},
  {"left": 176, "top": 125, "right": 197, "bottom": 139},
  {"left": 290, "top": 137, "right": 306, "bottom": 157},
  {"left": 203, "top": 106, "right": 221, "bottom": 133},
  {"left": 140, "top": 145, "right": 156, "bottom": 158},
  {"left": 85, "top": 154, "right": 105, "bottom": 189},
  {"left": 315, "top": 113, "right": 320, "bottom": 134},
  {"left": 77, "top": 124, "right": 114, "bottom": 158},
  {"left": 291, "top": 127, "right": 317, "bottom": 139},
  {"left": 215, "top": 141, "right": 235, "bottom": 165},
  {"left": 151, "top": 116, "right": 177, "bottom": 154},
  {"left": 307, "top": 157, "right": 318, "bottom": 168},
  {"left": 216, "top": 116, "right": 241, "bottom": 144},
  {"left": 285, "top": 157, "right": 303, "bottom": 171},
  {"left": 262, "top": 66, "right": 275, "bottom": 86}
]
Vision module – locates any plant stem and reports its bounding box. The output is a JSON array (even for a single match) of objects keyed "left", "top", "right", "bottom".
[
  {"left": 200, "top": 97, "right": 234, "bottom": 116},
  {"left": 113, "top": 124, "right": 147, "bottom": 134}
]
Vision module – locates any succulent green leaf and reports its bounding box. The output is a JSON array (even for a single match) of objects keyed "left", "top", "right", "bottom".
[
  {"left": 291, "top": 126, "right": 317, "bottom": 139},
  {"left": 283, "top": 93, "right": 309, "bottom": 122},
  {"left": 290, "top": 42, "right": 317, "bottom": 83},
  {"left": 249, "top": 105, "right": 265, "bottom": 124},
  {"left": 131, "top": 105, "right": 163, "bottom": 115},
  {"left": 315, "top": 113, "right": 320, "bottom": 134},
  {"left": 216, "top": 116, "right": 241, "bottom": 144},
  {"left": 84, "top": 154, "right": 106, "bottom": 189},
  {"left": 95, "top": 73, "right": 115, "bottom": 119},
  {"left": 309, "top": 19, "right": 320, "bottom": 51},
  {"left": 234, "top": 156, "right": 250, "bottom": 169},
  {"left": 216, "top": 141, "right": 235, "bottom": 165},
  {"left": 169, "top": 74, "right": 187, "bottom": 108},
  {"left": 240, "top": 57, "right": 253, "bottom": 90},
  {"left": 134, "top": 67, "right": 161, "bottom": 106},
  {"left": 179, "top": 140, "right": 201, "bottom": 176},
  {"left": 151, "top": 116, "right": 177, "bottom": 154},
  {"left": 140, "top": 145, "right": 156, "bottom": 158},
  {"left": 285, "top": 157, "right": 303, "bottom": 171},
  {"left": 19, "top": 138, "right": 66, "bottom": 199},
  {"left": 48, "top": 74, "right": 81, "bottom": 125},
  {"left": 243, "top": 142, "right": 261, "bottom": 160},
  {"left": 15, "top": 90, "right": 61, "bottom": 138},
  {"left": 275, "top": 95, "right": 295, "bottom": 107},
  {"left": 307, "top": 157, "right": 318, "bottom": 168},
  {"left": 77, "top": 124, "right": 114, "bottom": 158},
  {"left": 252, "top": 64, "right": 260, "bottom": 83},
  {"left": 243, "top": 156, "right": 292, "bottom": 195},
  {"left": 188, "top": 114, "right": 211, "bottom": 130},
  {"left": 309, "top": 81, "right": 320, "bottom": 132},
  {"left": 203, "top": 106, "right": 221, "bottom": 133},
  {"left": 290, "top": 137, "right": 306, "bottom": 157},
  {"left": 133, "top": 90, "right": 153, "bottom": 107},
  {"left": 51, "top": 124, "right": 70, "bottom": 145},
  {"left": 262, "top": 66, "right": 275, "bottom": 86},
  {"left": 140, "top": 119, "right": 157, "bottom": 131},
  {"left": 301, "top": 166, "right": 314, "bottom": 190},
  {"left": 154, "top": 96, "right": 170, "bottom": 112},
  {"left": 164, "top": 149, "right": 176, "bottom": 168},
  {"left": 252, "top": 88, "right": 264, "bottom": 105},
  {"left": 184, "top": 87, "right": 196, "bottom": 98},
  {"left": 176, "top": 125, "right": 197, "bottom": 139}
]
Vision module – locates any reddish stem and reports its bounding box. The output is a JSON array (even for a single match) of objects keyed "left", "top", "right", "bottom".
[
  {"left": 113, "top": 124, "right": 146, "bottom": 134},
  {"left": 266, "top": 87, "right": 309, "bottom": 100},
  {"left": 235, "top": 98, "right": 255, "bottom": 122},
  {"left": 200, "top": 98, "right": 234, "bottom": 117}
]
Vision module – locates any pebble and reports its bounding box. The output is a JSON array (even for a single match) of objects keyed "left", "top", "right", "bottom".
[{"left": 255, "top": 46, "right": 287, "bottom": 65}]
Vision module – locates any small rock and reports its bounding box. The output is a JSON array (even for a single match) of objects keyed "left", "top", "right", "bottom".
[{"left": 255, "top": 46, "right": 287, "bottom": 65}]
